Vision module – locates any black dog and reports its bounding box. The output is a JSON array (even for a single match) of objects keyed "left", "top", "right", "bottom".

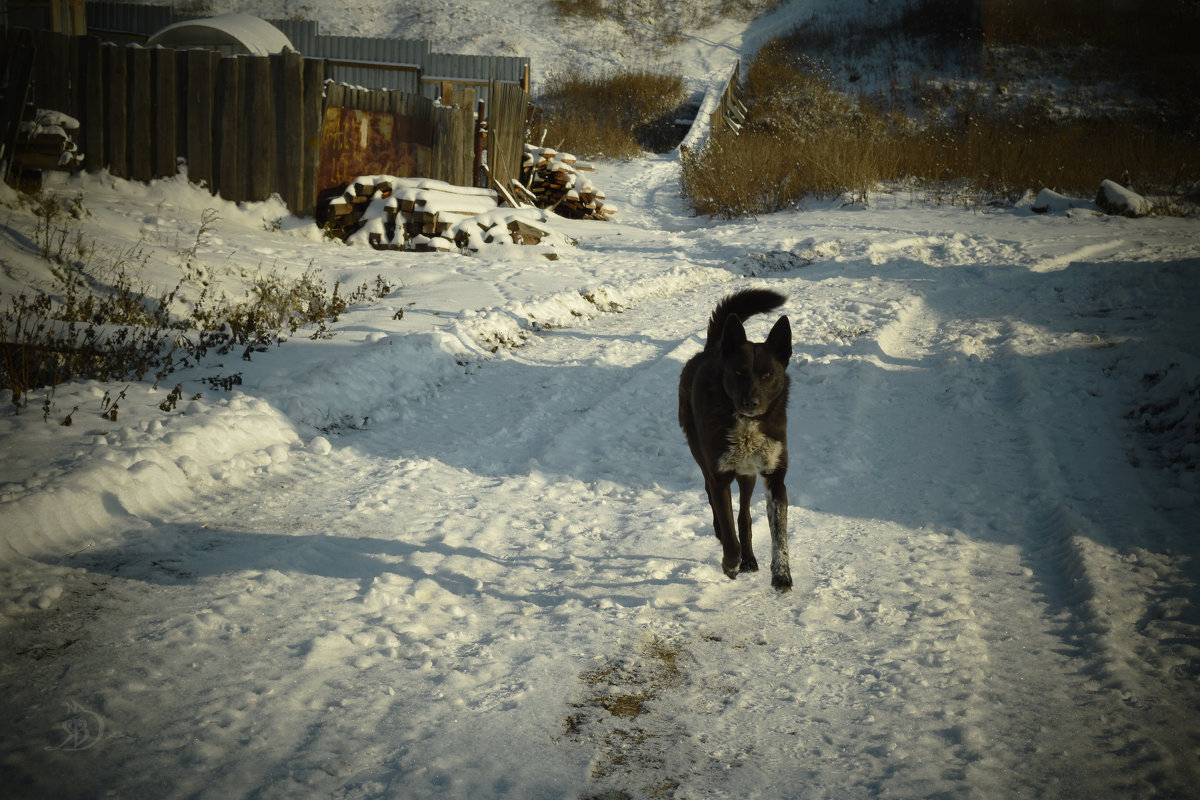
[{"left": 678, "top": 289, "right": 792, "bottom": 592}]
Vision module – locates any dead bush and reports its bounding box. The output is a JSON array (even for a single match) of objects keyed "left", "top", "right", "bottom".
[
  {"left": 681, "top": 1, "right": 1199, "bottom": 216},
  {"left": 536, "top": 67, "right": 687, "bottom": 158}
]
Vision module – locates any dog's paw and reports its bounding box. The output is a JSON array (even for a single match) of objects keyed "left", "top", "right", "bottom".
[
  {"left": 722, "top": 556, "right": 741, "bottom": 580},
  {"left": 771, "top": 573, "right": 793, "bottom": 593}
]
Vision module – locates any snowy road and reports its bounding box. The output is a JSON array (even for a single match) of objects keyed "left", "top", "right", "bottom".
[
  {"left": 4, "top": 166, "right": 1199, "bottom": 798},
  {"left": 4, "top": 0, "right": 1198, "bottom": 794}
]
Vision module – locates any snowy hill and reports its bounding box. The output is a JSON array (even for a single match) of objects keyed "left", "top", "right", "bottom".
[{"left": 2, "top": 2, "right": 1199, "bottom": 799}]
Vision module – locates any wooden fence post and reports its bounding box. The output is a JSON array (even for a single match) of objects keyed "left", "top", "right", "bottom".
[
  {"left": 474, "top": 98, "right": 485, "bottom": 188},
  {"left": 486, "top": 80, "right": 528, "bottom": 199},
  {"left": 216, "top": 55, "right": 242, "bottom": 201},
  {"left": 153, "top": 47, "right": 177, "bottom": 178},
  {"left": 245, "top": 56, "right": 273, "bottom": 202},
  {"left": 272, "top": 52, "right": 297, "bottom": 210},
  {"left": 431, "top": 102, "right": 470, "bottom": 186},
  {"left": 301, "top": 58, "right": 325, "bottom": 216},
  {"left": 129, "top": 47, "right": 152, "bottom": 182},
  {"left": 186, "top": 48, "right": 216, "bottom": 190},
  {"left": 82, "top": 35, "right": 104, "bottom": 173},
  {"left": 30, "top": 31, "right": 71, "bottom": 118},
  {"left": 104, "top": 43, "right": 127, "bottom": 178}
]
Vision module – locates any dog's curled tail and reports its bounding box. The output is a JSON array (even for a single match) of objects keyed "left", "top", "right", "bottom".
[{"left": 704, "top": 289, "right": 787, "bottom": 347}]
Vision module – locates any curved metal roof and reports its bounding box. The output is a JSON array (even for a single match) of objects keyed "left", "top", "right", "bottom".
[{"left": 147, "top": 13, "right": 295, "bottom": 56}]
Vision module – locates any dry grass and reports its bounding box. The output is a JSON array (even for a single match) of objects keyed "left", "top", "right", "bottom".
[
  {"left": 535, "top": 67, "right": 687, "bottom": 158},
  {"left": 1, "top": 193, "right": 394, "bottom": 411},
  {"left": 681, "top": 0, "right": 1200, "bottom": 215},
  {"left": 565, "top": 636, "right": 687, "bottom": 793}
]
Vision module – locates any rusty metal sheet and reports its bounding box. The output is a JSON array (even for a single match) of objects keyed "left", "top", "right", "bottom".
[{"left": 316, "top": 107, "right": 432, "bottom": 194}]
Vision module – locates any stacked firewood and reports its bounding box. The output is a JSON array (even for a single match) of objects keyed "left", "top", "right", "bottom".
[
  {"left": 322, "top": 175, "right": 562, "bottom": 253},
  {"left": 518, "top": 145, "right": 617, "bottom": 221},
  {"left": 324, "top": 175, "right": 499, "bottom": 251},
  {"left": 13, "top": 109, "right": 83, "bottom": 172}
]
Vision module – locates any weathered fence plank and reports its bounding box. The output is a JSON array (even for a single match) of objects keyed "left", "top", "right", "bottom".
[
  {"left": 153, "top": 47, "right": 177, "bottom": 178},
  {"left": 216, "top": 56, "right": 242, "bottom": 201},
  {"left": 104, "top": 43, "right": 127, "bottom": 177},
  {"left": 711, "top": 60, "right": 745, "bottom": 136},
  {"left": 245, "top": 56, "right": 273, "bottom": 202},
  {"left": 185, "top": 47, "right": 216, "bottom": 190},
  {"left": 486, "top": 80, "right": 529, "bottom": 196},
  {"left": 82, "top": 35, "right": 104, "bottom": 172},
  {"left": 431, "top": 99, "right": 472, "bottom": 187},
  {"left": 7, "top": 27, "right": 523, "bottom": 216},
  {"left": 300, "top": 57, "right": 325, "bottom": 216},
  {"left": 129, "top": 47, "right": 152, "bottom": 182},
  {"left": 274, "top": 51, "right": 303, "bottom": 212}
]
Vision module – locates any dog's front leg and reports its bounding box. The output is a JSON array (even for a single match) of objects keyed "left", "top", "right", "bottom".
[
  {"left": 736, "top": 473, "right": 758, "bottom": 573},
  {"left": 708, "top": 473, "right": 741, "bottom": 579},
  {"left": 765, "top": 472, "right": 792, "bottom": 592}
]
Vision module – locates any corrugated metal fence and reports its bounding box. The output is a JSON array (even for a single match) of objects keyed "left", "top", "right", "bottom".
[{"left": 84, "top": 1, "right": 530, "bottom": 101}]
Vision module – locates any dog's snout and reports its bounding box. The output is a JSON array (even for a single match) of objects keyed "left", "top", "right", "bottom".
[{"left": 738, "top": 391, "right": 763, "bottom": 415}]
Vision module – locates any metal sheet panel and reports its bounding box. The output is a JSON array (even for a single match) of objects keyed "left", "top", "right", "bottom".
[{"left": 316, "top": 106, "right": 432, "bottom": 192}]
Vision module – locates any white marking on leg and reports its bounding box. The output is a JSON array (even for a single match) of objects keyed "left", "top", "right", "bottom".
[{"left": 767, "top": 483, "right": 790, "bottom": 587}]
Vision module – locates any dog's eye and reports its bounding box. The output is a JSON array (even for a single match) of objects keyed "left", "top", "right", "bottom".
[{"left": 762, "top": 371, "right": 772, "bottom": 380}]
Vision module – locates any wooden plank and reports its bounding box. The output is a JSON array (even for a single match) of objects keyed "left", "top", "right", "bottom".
[
  {"left": 0, "top": 29, "right": 35, "bottom": 186},
  {"left": 185, "top": 48, "right": 215, "bottom": 190},
  {"left": 153, "top": 47, "right": 176, "bottom": 178},
  {"left": 274, "top": 50, "right": 304, "bottom": 213},
  {"left": 129, "top": 46, "right": 152, "bottom": 182},
  {"left": 300, "top": 57, "right": 325, "bottom": 217},
  {"left": 174, "top": 49, "right": 189, "bottom": 163},
  {"left": 324, "top": 81, "right": 344, "bottom": 113},
  {"left": 245, "top": 56, "right": 273, "bottom": 201},
  {"left": 474, "top": 98, "right": 485, "bottom": 187},
  {"left": 216, "top": 55, "right": 242, "bottom": 201},
  {"left": 29, "top": 31, "right": 65, "bottom": 117},
  {"left": 431, "top": 105, "right": 459, "bottom": 185},
  {"left": 82, "top": 35, "right": 104, "bottom": 172},
  {"left": 104, "top": 43, "right": 127, "bottom": 178},
  {"left": 486, "top": 80, "right": 528, "bottom": 193}
]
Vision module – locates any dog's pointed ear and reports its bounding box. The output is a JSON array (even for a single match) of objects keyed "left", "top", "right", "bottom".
[
  {"left": 767, "top": 315, "right": 792, "bottom": 363},
  {"left": 721, "top": 314, "right": 747, "bottom": 356}
]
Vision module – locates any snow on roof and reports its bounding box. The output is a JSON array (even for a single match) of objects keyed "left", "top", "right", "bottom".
[{"left": 146, "top": 13, "right": 295, "bottom": 56}]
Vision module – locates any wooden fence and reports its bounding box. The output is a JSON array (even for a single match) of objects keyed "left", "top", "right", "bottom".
[
  {"left": 4, "top": 27, "right": 529, "bottom": 217},
  {"left": 710, "top": 60, "right": 746, "bottom": 137},
  {"left": 83, "top": 1, "right": 531, "bottom": 101}
]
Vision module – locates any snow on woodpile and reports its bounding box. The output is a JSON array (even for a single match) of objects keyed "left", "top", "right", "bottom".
[
  {"left": 519, "top": 145, "right": 618, "bottom": 221},
  {"left": 324, "top": 175, "right": 570, "bottom": 255},
  {"left": 1096, "top": 178, "right": 1154, "bottom": 217},
  {"left": 1029, "top": 181, "right": 1155, "bottom": 217},
  {"left": 1030, "top": 187, "right": 1098, "bottom": 214},
  {"left": 13, "top": 109, "right": 83, "bottom": 172}
]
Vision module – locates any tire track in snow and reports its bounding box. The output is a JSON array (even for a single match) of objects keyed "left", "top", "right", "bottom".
[{"left": 765, "top": 248, "right": 1200, "bottom": 797}]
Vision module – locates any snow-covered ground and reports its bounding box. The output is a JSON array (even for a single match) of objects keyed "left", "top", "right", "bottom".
[{"left": 3, "top": 2, "right": 1200, "bottom": 798}]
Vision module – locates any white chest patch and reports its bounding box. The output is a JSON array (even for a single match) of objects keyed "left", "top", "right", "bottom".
[{"left": 718, "top": 417, "right": 784, "bottom": 476}]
